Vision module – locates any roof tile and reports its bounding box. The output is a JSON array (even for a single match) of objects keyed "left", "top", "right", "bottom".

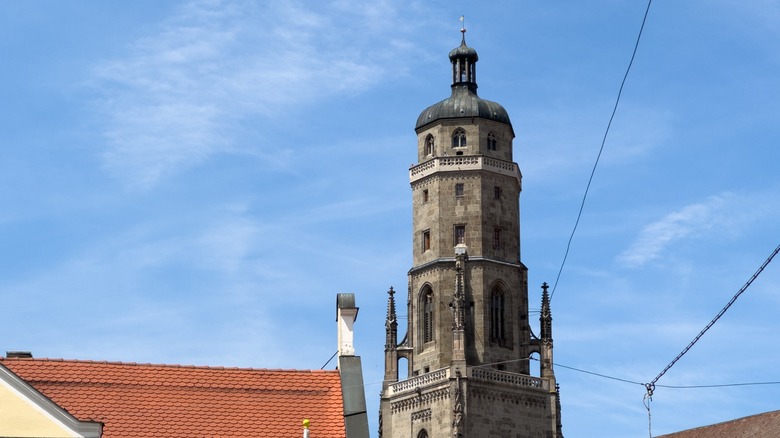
[
  {"left": 657, "top": 410, "right": 780, "bottom": 438},
  {"left": 2, "top": 358, "right": 346, "bottom": 438}
]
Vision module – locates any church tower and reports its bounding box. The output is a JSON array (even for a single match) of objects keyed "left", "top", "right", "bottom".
[{"left": 380, "top": 28, "right": 563, "bottom": 438}]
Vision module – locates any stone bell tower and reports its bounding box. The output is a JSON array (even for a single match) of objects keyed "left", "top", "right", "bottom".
[{"left": 379, "top": 28, "right": 563, "bottom": 438}]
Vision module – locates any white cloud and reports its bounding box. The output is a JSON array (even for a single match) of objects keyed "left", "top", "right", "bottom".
[
  {"left": 90, "top": 0, "right": 423, "bottom": 189},
  {"left": 617, "top": 191, "right": 777, "bottom": 267},
  {"left": 618, "top": 196, "right": 727, "bottom": 267}
]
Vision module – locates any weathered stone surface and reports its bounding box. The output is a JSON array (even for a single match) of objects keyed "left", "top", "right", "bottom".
[{"left": 381, "top": 34, "right": 562, "bottom": 438}]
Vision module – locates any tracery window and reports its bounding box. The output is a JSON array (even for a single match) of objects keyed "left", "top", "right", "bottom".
[
  {"left": 490, "top": 288, "right": 506, "bottom": 343},
  {"left": 425, "top": 134, "right": 435, "bottom": 156},
  {"left": 452, "top": 128, "right": 467, "bottom": 148},
  {"left": 422, "top": 288, "right": 434, "bottom": 344}
]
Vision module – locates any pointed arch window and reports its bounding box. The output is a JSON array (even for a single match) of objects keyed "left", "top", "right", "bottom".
[
  {"left": 422, "top": 288, "right": 434, "bottom": 344},
  {"left": 425, "top": 134, "right": 435, "bottom": 156},
  {"left": 487, "top": 132, "right": 498, "bottom": 151},
  {"left": 490, "top": 288, "right": 506, "bottom": 343},
  {"left": 452, "top": 128, "right": 467, "bottom": 148},
  {"left": 418, "top": 430, "right": 429, "bottom": 438}
]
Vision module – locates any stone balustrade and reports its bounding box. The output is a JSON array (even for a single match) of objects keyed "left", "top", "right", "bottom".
[
  {"left": 386, "top": 366, "right": 550, "bottom": 397},
  {"left": 469, "top": 367, "right": 549, "bottom": 390},
  {"left": 387, "top": 368, "right": 449, "bottom": 396},
  {"left": 409, "top": 155, "right": 521, "bottom": 183}
]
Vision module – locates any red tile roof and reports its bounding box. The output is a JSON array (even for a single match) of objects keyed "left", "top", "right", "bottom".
[
  {"left": 657, "top": 410, "right": 780, "bottom": 438},
  {"left": 1, "top": 358, "right": 346, "bottom": 438}
]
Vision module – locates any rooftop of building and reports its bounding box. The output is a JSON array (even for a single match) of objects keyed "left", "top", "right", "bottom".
[
  {"left": 657, "top": 410, "right": 780, "bottom": 438},
  {"left": 1, "top": 357, "right": 346, "bottom": 438}
]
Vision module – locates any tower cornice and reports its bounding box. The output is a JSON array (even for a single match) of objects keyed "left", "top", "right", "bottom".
[{"left": 408, "top": 256, "right": 523, "bottom": 276}]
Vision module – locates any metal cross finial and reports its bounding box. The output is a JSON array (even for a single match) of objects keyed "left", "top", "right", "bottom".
[{"left": 459, "top": 15, "right": 466, "bottom": 34}]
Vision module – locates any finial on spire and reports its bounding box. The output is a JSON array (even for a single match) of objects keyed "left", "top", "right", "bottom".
[
  {"left": 385, "top": 286, "right": 398, "bottom": 351},
  {"left": 540, "top": 282, "right": 553, "bottom": 342},
  {"left": 459, "top": 15, "right": 466, "bottom": 43}
]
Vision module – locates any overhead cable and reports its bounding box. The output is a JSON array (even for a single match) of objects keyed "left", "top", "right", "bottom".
[
  {"left": 546, "top": 356, "right": 780, "bottom": 391},
  {"left": 551, "top": 361, "right": 645, "bottom": 386},
  {"left": 320, "top": 350, "right": 339, "bottom": 370},
  {"left": 550, "top": 0, "right": 654, "bottom": 301},
  {"left": 646, "top": 243, "right": 780, "bottom": 389},
  {"left": 657, "top": 381, "right": 780, "bottom": 389}
]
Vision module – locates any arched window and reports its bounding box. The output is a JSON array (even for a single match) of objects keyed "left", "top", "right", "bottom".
[
  {"left": 398, "top": 356, "right": 409, "bottom": 380},
  {"left": 452, "top": 128, "right": 467, "bottom": 148},
  {"left": 418, "top": 429, "right": 429, "bottom": 438},
  {"left": 490, "top": 288, "right": 506, "bottom": 343},
  {"left": 487, "top": 132, "right": 497, "bottom": 151},
  {"left": 425, "top": 134, "right": 435, "bottom": 156},
  {"left": 422, "top": 288, "right": 434, "bottom": 344}
]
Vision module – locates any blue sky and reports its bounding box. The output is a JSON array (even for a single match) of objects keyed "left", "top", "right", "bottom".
[{"left": 2, "top": 1, "right": 779, "bottom": 437}]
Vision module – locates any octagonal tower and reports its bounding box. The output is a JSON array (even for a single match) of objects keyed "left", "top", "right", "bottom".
[{"left": 380, "top": 29, "right": 563, "bottom": 438}]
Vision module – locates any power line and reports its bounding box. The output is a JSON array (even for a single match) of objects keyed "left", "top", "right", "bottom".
[
  {"left": 657, "top": 381, "right": 780, "bottom": 389},
  {"left": 551, "top": 361, "right": 645, "bottom": 386},
  {"left": 546, "top": 357, "right": 780, "bottom": 391},
  {"left": 644, "top": 390, "right": 653, "bottom": 438},
  {"left": 550, "top": 0, "right": 654, "bottom": 301},
  {"left": 647, "top": 243, "right": 780, "bottom": 388},
  {"left": 473, "top": 357, "right": 532, "bottom": 369},
  {"left": 320, "top": 350, "right": 338, "bottom": 370},
  {"left": 369, "top": 355, "right": 780, "bottom": 393}
]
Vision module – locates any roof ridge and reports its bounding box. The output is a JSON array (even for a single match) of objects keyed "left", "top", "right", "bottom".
[
  {"left": 659, "top": 409, "right": 780, "bottom": 437},
  {"left": 2, "top": 356, "right": 348, "bottom": 437},
  {"left": 702, "top": 409, "right": 780, "bottom": 427},
  {"left": 0, "top": 357, "right": 339, "bottom": 373}
]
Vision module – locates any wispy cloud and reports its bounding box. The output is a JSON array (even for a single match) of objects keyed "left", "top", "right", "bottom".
[
  {"left": 521, "top": 105, "right": 671, "bottom": 186},
  {"left": 0, "top": 197, "right": 396, "bottom": 363},
  {"left": 91, "top": 0, "right": 422, "bottom": 189},
  {"left": 619, "top": 196, "right": 727, "bottom": 267},
  {"left": 617, "top": 191, "right": 775, "bottom": 267}
]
